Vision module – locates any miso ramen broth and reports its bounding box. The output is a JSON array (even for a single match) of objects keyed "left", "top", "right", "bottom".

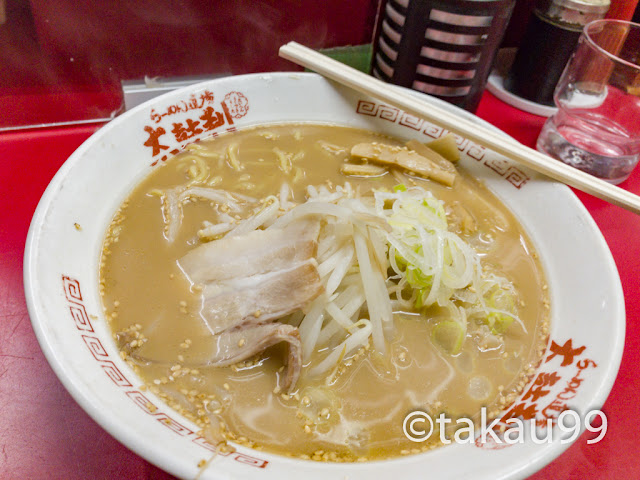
[{"left": 100, "top": 124, "right": 549, "bottom": 461}]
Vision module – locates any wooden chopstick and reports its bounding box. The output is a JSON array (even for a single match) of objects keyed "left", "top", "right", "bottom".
[{"left": 279, "top": 41, "right": 640, "bottom": 216}]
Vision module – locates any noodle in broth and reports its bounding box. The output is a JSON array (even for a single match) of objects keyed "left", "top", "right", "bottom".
[{"left": 100, "top": 124, "right": 549, "bottom": 461}]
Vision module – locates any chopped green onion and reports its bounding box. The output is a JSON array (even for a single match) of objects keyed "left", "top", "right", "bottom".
[
  {"left": 406, "top": 266, "right": 432, "bottom": 289},
  {"left": 373, "top": 185, "right": 524, "bottom": 354},
  {"left": 432, "top": 320, "right": 465, "bottom": 355},
  {"left": 484, "top": 286, "right": 516, "bottom": 334}
]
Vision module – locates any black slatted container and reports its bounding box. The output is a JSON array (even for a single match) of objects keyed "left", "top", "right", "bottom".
[{"left": 371, "top": 0, "right": 515, "bottom": 112}]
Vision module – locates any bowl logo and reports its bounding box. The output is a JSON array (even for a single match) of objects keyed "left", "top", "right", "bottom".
[
  {"left": 143, "top": 90, "right": 250, "bottom": 165},
  {"left": 474, "top": 339, "right": 600, "bottom": 450},
  {"left": 224, "top": 91, "right": 250, "bottom": 119}
]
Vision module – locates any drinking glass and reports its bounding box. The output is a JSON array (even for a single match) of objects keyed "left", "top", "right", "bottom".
[{"left": 537, "top": 19, "right": 640, "bottom": 184}]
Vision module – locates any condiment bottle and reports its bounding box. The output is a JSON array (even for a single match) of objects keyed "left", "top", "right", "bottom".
[{"left": 504, "top": 0, "right": 610, "bottom": 107}]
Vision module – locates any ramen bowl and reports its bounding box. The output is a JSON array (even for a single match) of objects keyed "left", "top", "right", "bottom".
[{"left": 24, "top": 73, "right": 624, "bottom": 480}]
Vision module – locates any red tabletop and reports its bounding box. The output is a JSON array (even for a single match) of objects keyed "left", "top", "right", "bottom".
[{"left": 1, "top": 91, "right": 638, "bottom": 479}]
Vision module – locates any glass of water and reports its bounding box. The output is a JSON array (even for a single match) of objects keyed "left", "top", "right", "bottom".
[{"left": 537, "top": 19, "right": 640, "bottom": 184}]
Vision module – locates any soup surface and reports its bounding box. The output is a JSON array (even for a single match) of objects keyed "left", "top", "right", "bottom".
[{"left": 100, "top": 124, "right": 549, "bottom": 462}]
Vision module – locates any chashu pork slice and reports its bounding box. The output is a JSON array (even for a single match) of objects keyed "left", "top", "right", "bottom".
[
  {"left": 177, "top": 219, "right": 323, "bottom": 392},
  {"left": 178, "top": 219, "right": 320, "bottom": 285},
  {"left": 201, "top": 323, "right": 302, "bottom": 392},
  {"left": 199, "top": 259, "right": 323, "bottom": 334}
]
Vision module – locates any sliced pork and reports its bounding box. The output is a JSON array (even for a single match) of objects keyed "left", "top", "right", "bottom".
[
  {"left": 178, "top": 219, "right": 323, "bottom": 392},
  {"left": 203, "top": 323, "right": 302, "bottom": 391},
  {"left": 178, "top": 219, "right": 320, "bottom": 285},
  {"left": 200, "top": 259, "right": 323, "bottom": 334}
]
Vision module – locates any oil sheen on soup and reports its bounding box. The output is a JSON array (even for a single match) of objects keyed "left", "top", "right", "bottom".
[{"left": 100, "top": 124, "right": 549, "bottom": 462}]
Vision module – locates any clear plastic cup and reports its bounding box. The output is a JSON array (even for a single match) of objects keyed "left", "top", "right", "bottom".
[{"left": 537, "top": 19, "right": 640, "bottom": 184}]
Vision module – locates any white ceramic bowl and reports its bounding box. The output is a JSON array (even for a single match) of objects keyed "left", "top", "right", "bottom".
[{"left": 24, "top": 73, "right": 625, "bottom": 480}]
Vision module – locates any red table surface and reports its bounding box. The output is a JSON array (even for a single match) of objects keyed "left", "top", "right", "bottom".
[{"left": 1, "top": 91, "right": 639, "bottom": 480}]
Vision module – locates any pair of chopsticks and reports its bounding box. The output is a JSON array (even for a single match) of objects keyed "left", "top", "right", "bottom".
[{"left": 279, "top": 42, "right": 640, "bottom": 216}]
